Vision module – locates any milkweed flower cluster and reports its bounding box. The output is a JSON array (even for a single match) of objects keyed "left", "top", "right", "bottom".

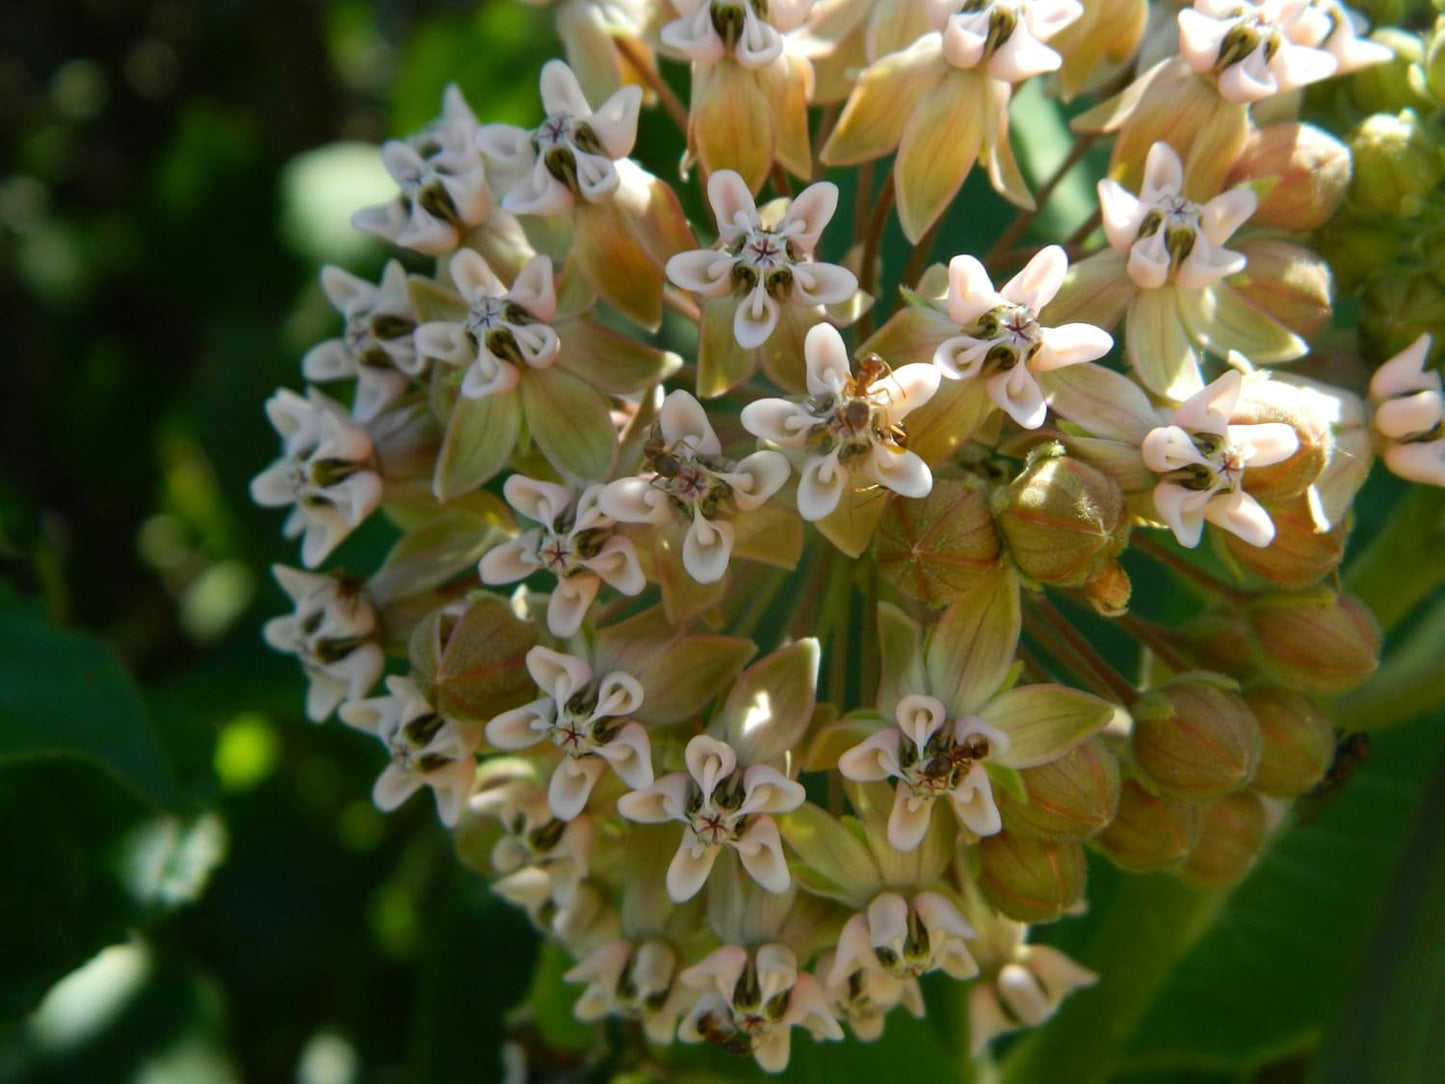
[{"left": 253, "top": 1, "right": 1445, "bottom": 1075}]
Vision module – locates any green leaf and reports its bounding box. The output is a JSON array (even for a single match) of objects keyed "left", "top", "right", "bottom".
[
  {"left": 876, "top": 601, "right": 926, "bottom": 717},
  {"left": 925, "top": 567, "right": 1021, "bottom": 717},
  {"left": 977, "top": 685, "right": 1115, "bottom": 769},
  {"left": 0, "top": 610, "right": 177, "bottom": 809},
  {"left": 519, "top": 364, "right": 617, "bottom": 484},
  {"left": 432, "top": 385, "right": 521, "bottom": 501}
]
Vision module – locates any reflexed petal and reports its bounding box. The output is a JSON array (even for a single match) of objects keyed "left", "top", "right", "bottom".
[
  {"left": 617, "top": 772, "right": 693, "bottom": 823},
  {"left": 1199, "top": 187, "right": 1257, "bottom": 245},
  {"left": 1204, "top": 488, "right": 1275, "bottom": 547},
  {"left": 574, "top": 150, "right": 621, "bottom": 203},
  {"left": 894, "top": 69, "right": 981, "bottom": 243},
  {"left": 866, "top": 892, "right": 910, "bottom": 950},
  {"left": 461, "top": 355, "right": 520, "bottom": 399},
  {"left": 549, "top": 755, "right": 607, "bottom": 820},
  {"left": 739, "top": 765, "right": 807, "bottom": 814},
  {"left": 302, "top": 340, "right": 354, "bottom": 382},
  {"left": 598, "top": 721, "right": 654, "bottom": 790},
  {"left": 450, "top": 248, "right": 506, "bottom": 302},
  {"left": 1098, "top": 179, "right": 1144, "bottom": 253},
  {"left": 1151, "top": 482, "right": 1210, "bottom": 547},
  {"left": 1142, "top": 425, "right": 1208, "bottom": 473},
  {"left": 734, "top": 284, "right": 781, "bottom": 349},
  {"left": 659, "top": 388, "right": 723, "bottom": 454},
  {"left": 686, "top": 734, "right": 738, "bottom": 797},
  {"left": 887, "top": 788, "right": 935, "bottom": 851},
  {"left": 667, "top": 834, "right": 720, "bottom": 901},
  {"left": 1002, "top": 244, "right": 1069, "bottom": 311},
  {"left": 946, "top": 254, "right": 1005, "bottom": 327},
  {"left": 1383, "top": 441, "right": 1445, "bottom": 486},
  {"left": 894, "top": 692, "right": 947, "bottom": 749},
  {"left": 548, "top": 574, "right": 602, "bottom": 637},
  {"left": 708, "top": 169, "right": 763, "bottom": 244},
  {"left": 1232, "top": 421, "right": 1299, "bottom": 468},
  {"left": 414, "top": 322, "right": 472, "bottom": 365},
  {"left": 372, "top": 764, "right": 424, "bottom": 813},
  {"left": 587, "top": 536, "right": 645, "bottom": 595},
  {"left": 1369, "top": 334, "right": 1436, "bottom": 401},
  {"left": 539, "top": 59, "right": 592, "bottom": 117},
  {"left": 683, "top": 511, "right": 735, "bottom": 584},
  {"left": 798, "top": 452, "right": 848, "bottom": 520},
  {"left": 590, "top": 84, "right": 643, "bottom": 159},
  {"left": 661, "top": 3, "right": 725, "bottom": 65},
  {"left": 725, "top": 450, "right": 792, "bottom": 510},
  {"left": 838, "top": 729, "right": 904, "bottom": 781},
  {"left": 935, "top": 334, "right": 991, "bottom": 381},
  {"left": 1035, "top": 323, "right": 1113, "bottom": 369},
  {"left": 502, "top": 475, "right": 573, "bottom": 525},
  {"left": 987, "top": 365, "right": 1048, "bottom": 429},
  {"left": 509, "top": 255, "right": 557, "bottom": 321},
  {"left": 512, "top": 322, "right": 561, "bottom": 368},
  {"left": 666, "top": 249, "right": 737, "bottom": 297},
  {"left": 868, "top": 445, "right": 933, "bottom": 498},
  {"left": 740, "top": 398, "right": 815, "bottom": 446},
  {"left": 1376, "top": 392, "right": 1445, "bottom": 441},
  {"left": 1140, "top": 140, "right": 1184, "bottom": 202},
  {"left": 485, "top": 700, "right": 553, "bottom": 749},
  {"left": 599, "top": 476, "right": 674, "bottom": 524},
  {"left": 1125, "top": 287, "right": 1203, "bottom": 401},
  {"left": 777, "top": 181, "right": 840, "bottom": 253},
  {"left": 882, "top": 362, "right": 942, "bottom": 420},
  {"left": 527, "top": 645, "right": 593, "bottom": 703},
  {"left": 476, "top": 122, "right": 533, "bottom": 167},
  {"left": 1175, "top": 369, "right": 1241, "bottom": 434},
  {"left": 948, "top": 767, "right": 1002, "bottom": 835},
  {"left": 734, "top": 816, "right": 792, "bottom": 892},
  {"left": 804, "top": 322, "right": 854, "bottom": 395},
  {"left": 735, "top": 6, "right": 786, "bottom": 68},
  {"left": 791, "top": 261, "right": 858, "bottom": 306}
]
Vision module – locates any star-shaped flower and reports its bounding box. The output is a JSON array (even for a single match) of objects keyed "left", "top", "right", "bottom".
[
  {"left": 1177, "top": 0, "right": 1338, "bottom": 103},
  {"left": 965, "top": 914, "right": 1097, "bottom": 1054},
  {"left": 565, "top": 938, "right": 693, "bottom": 1044},
  {"left": 661, "top": 0, "right": 816, "bottom": 70},
  {"left": 1368, "top": 334, "right": 1444, "bottom": 487},
  {"left": 934, "top": 0, "right": 1083, "bottom": 81},
  {"left": 831, "top": 891, "right": 979, "bottom": 990},
  {"left": 302, "top": 261, "right": 418, "bottom": 422},
  {"left": 261, "top": 566, "right": 383, "bottom": 722}
]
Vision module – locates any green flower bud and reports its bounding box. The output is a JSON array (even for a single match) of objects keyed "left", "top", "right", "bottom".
[
  {"left": 1131, "top": 677, "right": 1262, "bottom": 800},
  {"left": 1179, "top": 791, "right": 1267, "bottom": 889},
  {"left": 1178, "top": 608, "right": 1260, "bottom": 679},
  {"left": 1313, "top": 206, "right": 1407, "bottom": 293},
  {"left": 1349, "top": 30, "right": 1433, "bottom": 114},
  {"left": 1220, "top": 495, "right": 1346, "bottom": 589},
  {"left": 1348, "top": 110, "right": 1445, "bottom": 219},
  {"left": 1243, "top": 686, "right": 1336, "bottom": 798},
  {"left": 1079, "top": 560, "right": 1132, "bottom": 618},
  {"left": 409, "top": 594, "right": 539, "bottom": 722},
  {"left": 873, "top": 476, "right": 1001, "bottom": 606},
  {"left": 994, "top": 445, "right": 1130, "bottom": 590},
  {"left": 1093, "top": 779, "right": 1204, "bottom": 871},
  {"left": 997, "top": 735, "right": 1122, "bottom": 842},
  {"left": 1226, "top": 124, "right": 1352, "bottom": 233},
  {"left": 1428, "top": 16, "right": 1445, "bottom": 103},
  {"left": 1229, "top": 239, "right": 1336, "bottom": 344},
  {"left": 978, "top": 832, "right": 1088, "bottom": 923},
  {"left": 1360, "top": 270, "right": 1445, "bottom": 364},
  {"left": 1247, "top": 591, "right": 1381, "bottom": 695}
]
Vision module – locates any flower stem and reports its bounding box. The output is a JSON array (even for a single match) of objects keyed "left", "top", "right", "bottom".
[
  {"left": 982, "top": 132, "right": 1098, "bottom": 267},
  {"left": 894, "top": 215, "right": 944, "bottom": 314},
  {"left": 811, "top": 104, "right": 840, "bottom": 180},
  {"left": 770, "top": 162, "right": 793, "bottom": 198},
  {"left": 613, "top": 36, "right": 689, "bottom": 136},
  {"left": 1132, "top": 533, "right": 1249, "bottom": 603},
  {"left": 1026, "top": 593, "right": 1138, "bottom": 705},
  {"left": 1066, "top": 207, "right": 1103, "bottom": 247},
  {"left": 1116, "top": 612, "right": 1194, "bottom": 674}
]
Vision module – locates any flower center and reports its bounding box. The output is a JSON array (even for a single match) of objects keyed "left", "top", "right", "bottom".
[
  {"left": 684, "top": 770, "right": 747, "bottom": 846},
  {"left": 971, "top": 302, "right": 1044, "bottom": 371},
  {"left": 643, "top": 435, "right": 735, "bottom": 519},
  {"left": 898, "top": 725, "right": 992, "bottom": 798},
  {"left": 1136, "top": 195, "right": 1205, "bottom": 271},
  {"left": 731, "top": 228, "right": 800, "bottom": 298}
]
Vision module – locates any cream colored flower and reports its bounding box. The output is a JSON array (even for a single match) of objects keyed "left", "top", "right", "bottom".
[
  {"left": 565, "top": 938, "right": 694, "bottom": 1044},
  {"left": 662, "top": 0, "right": 815, "bottom": 70},
  {"left": 302, "top": 261, "right": 418, "bottom": 423},
  {"left": 1368, "top": 334, "right": 1444, "bottom": 487},
  {"left": 1177, "top": 0, "right": 1338, "bottom": 103},
  {"left": 830, "top": 891, "right": 979, "bottom": 988},
  {"left": 262, "top": 566, "right": 383, "bottom": 722},
  {"left": 966, "top": 915, "right": 1097, "bottom": 1054}
]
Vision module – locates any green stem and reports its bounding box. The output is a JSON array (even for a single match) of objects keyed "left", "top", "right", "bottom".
[
  {"left": 1133, "top": 533, "right": 1249, "bottom": 603},
  {"left": 982, "top": 131, "right": 1098, "bottom": 269},
  {"left": 1345, "top": 485, "right": 1445, "bottom": 634},
  {"left": 1027, "top": 594, "right": 1138, "bottom": 705},
  {"left": 998, "top": 875, "right": 1222, "bottom": 1084}
]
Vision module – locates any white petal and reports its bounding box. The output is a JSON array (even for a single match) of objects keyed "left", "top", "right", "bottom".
[
  {"left": 837, "top": 730, "right": 904, "bottom": 782},
  {"left": 1370, "top": 334, "right": 1436, "bottom": 401},
  {"left": 590, "top": 84, "right": 643, "bottom": 159},
  {"left": 804, "top": 322, "right": 853, "bottom": 396},
  {"left": 666, "top": 249, "right": 737, "bottom": 298},
  {"left": 1384, "top": 441, "right": 1445, "bottom": 486},
  {"left": 739, "top": 398, "right": 815, "bottom": 446},
  {"left": 414, "top": 322, "right": 472, "bottom": 365},
  {"left": 1036, "top": 323, "right": 1114, "bottom": 369},
  {"left": 723, "top": 450, "right": 792, "bottom": 510},
  {"left": 617, "top": 773, "right": 693, "bottom": 823},
  {"left": 987, "top": 365, "right": 1048, "bottom": 429},
  {"left": 1140, "top": 141, "right": 1184, "bottom": 203},
  {"left": 539, "top": 59, "right": 592, "bottom": 117},
  {"left": 946, "top": 254, "right": 1007, "bottom": 327},
  {"left": 683, "top": 511, "right": 735, "bottom": 583},
  {"left": 734, "top": 816, "right": 792, "bottom": 893},
  {"left": 667, "top": 834, "right": 720, "bottom": 901},
  {"left": 1232, "top": 421, "right": 1300, "bottom": 468},
  {"left": 659, "top": 389, "right": 723, "bottom": 454},
  {"left": 586, "top": 536, "right": 645, "bottom": 595},
  {"left": 548, "top": 756, "right": 607, "bottom": 821},
  {"left": 708, "top": 170, "right": 763, "bottom": 245},
  {"left": 949, "top": 767, "right": 1002, "bottom": 835},
  {"left": 879, "top": 362, "right": 942, "bottom": 420},
  {"left": 1001, "top": 244, "right": 1068, "bottom": 312},
  {"left": 998, "top": 963, "right": 1053, "bottom": 1026},
  {"left": 1098, "top": 179, "right": 1145, "bottom": 254},
  {"left": 598, "top": 722, "right": 654, "bottom": 790},
  {"left": 790, "top": 262, "right": 859, "bottom": 306},
  {"left": 509, "top": 255, "right": 557, "bottom": 321},
  {"left": 450, "top": 248, "right": 506, "bottom": 303},
  {"left": 1152, "top": 482, "right": 1210, "bottom": 548},
  {"left": 777, "top": 182, "right": 840, "bottom": 253},
  {"left": 685, "top": 734, "right": 739, "bottom": 797},
  {"left": 734, "top": 284, "right": 781, "bottom": 349},
  {"left": 739, "top": 765, "right": 806, "bottom": 814},
  {"left": 798, "top": 452, "right": 848, "bottom": 520},
  {"left": 868, "top": 445, "right": 933, "bottom": 499},
  {"left": 486, "top": 701, "right": 553, "bottom": 749},
  {"left": 1204, "top": 488, "right": 1276, "bottom": 547},
  {"left": 894, "top": 693, "right": 947, "bottom": 750},
  {"left": 598, "top": 477, "right": 673, "bottom": 524},
  {"left": 548, "top": 575, "right": 602, "bottom": 638},
  {"left": 886, "top": 788, "right": 935, "bottom": 851},
  {"left": 528, "top": 645, "right": 594, "bottom": 703}
]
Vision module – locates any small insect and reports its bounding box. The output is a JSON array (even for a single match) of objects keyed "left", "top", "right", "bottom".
[
  {"left": 1296, "top": 731, "right": 1371, "bottom": 821},
  {"left": 694, "top": 1012, "right": 753, "bottom": 1056}
]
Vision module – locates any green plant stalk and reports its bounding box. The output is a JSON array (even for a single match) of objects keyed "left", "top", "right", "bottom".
[{"left": 1345, "top": 485, "right": 1445, "bottom": 634}]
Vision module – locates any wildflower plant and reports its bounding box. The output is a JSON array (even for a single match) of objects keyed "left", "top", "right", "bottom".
[{"left": 253, "top": 4, "right": 1445, "bottom": 1078}]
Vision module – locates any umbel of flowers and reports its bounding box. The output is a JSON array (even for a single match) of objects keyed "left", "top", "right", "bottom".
[{"left": 251, "top": 1, "right": 1445, "bottom": 1075}]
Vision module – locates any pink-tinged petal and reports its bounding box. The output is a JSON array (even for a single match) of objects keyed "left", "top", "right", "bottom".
[
  {"left": 461, "top": 356, "right": 520, "bottom": 399},
  {"left": 661, "top": 3, "right": 726, "bottom": 65},
  {"left": 573, "top": 150, "right": 621, "bottom": 203},
  {"left": 945, "top": 254, "right": 1006, "bottom": 326},
  {"left": 935, "top": 335, "right": 992, "bottom": 381},
  {"left": 791, "top": 262, "right": 858, "bottom": 306},
  {"left": 948, "top": 767, "right": 1001, "bottom": 835},
  {"left": 539, "top": 59, "right": 592, "bottom": 117},
  {"left": 1142, "top": 425, "right": 1209, "bottom": 474},
  {"left": 881, "top": 362, "right": 942, "bottom": 420},
  {"left": 548, "top": 574, "right": 602, "bottom": 638},
  {"left": 1002, "top": 244, "right": 1069, "bottom": 311},
  {"left": 988, "top": 365, "right": 1048, "bottom": 429},
  {"left": 502, "top": 163, "right": 576, "bottom": 217},
  {"left": 485, "top": 700, "right": 553, "bottom": 749},
  {"left": 998, "top": 964, "right": 1052, "bottom": 1026},
  {"left": 476, "top": 122, "right": 533, "bottom": 167},
  {"left": 1126, "top": 232, "right": 1172, "bottom": 291},
  {"left": 372, "top": 764, "right": 424, "bottom": 813},
  {"left": 866, "top": 891, "right": 909, "bottom": 949},
  {"left": 887, "top": 788, "right": 935, "bottom": 851},
  {"left": 502, "top": 474, "right": 574, "bottom": 525},
  {"left": 599, "top": 477, "right": 673, "bottom": 525},
  {"left": 868, "top": 445, "right": 933, "bottom": 499},
  {"left": 1152, "top": 482, "right": 1210, "bottom": 548},
  {"left": 1370, "top": 334, "right": 1437, "bottom": 400},
  {"left": 598, "top": 721, "right": 654, "bottom": 790},
  {"left": 528, "top": 646, "right": 594, "bottom": 702},
  {"left": 616, "top": 773, "right": 690, "bottom": 824},
  {"left": 1199, "top": 187, "right": 1257, "bottom": 246},
  {"left": 734, "top": 284, "right": 781, "bottom": 349},
  {"left": 725, "top": 450, "right": 792, "bottom": 510},
  {"left": 735, "top": 7, "right": 786, "bottom": 68},
  {"left": 805, "top": 322, "right": 854, "bottom": 396},
  {"left": 1232, "top": 421, "right": 1300, "bottom": 468},
  {"left": 987, "top": 27, "right": 1063, "bottom": 82},
  {"left": 249, "top": 462, "right": 296, "bottom": 508},
  {"left": 680, "top": 943, "right": 750, "bottom": 996},
  {"left": 667, "top": 833, "right": 720, "bottom": 902},
  {"left": 450, "top": 248, "right": 506, "bottom": 302},
  {"left": 414, "top": 322, "right": 472, "bottom": 366},
  {"left": 509, "top": 255, "right": 557, "bottom": 321},
  {"left": 1035, "top": 323, "right": 1113, "bottom": 369},
  {"left": 838, "top": 729, "right": 904, "bottom": 781},
  {"left": 1176, "top": 369, "right": 1242, "bottom": 434},
  {"left": 1029, "top": 944, "right": 1099, "bottom": 999},
  {"left": 1174, "top": 240, "right": 1247, "bottom": 290},
  {"left": 740, "top": 765, "right": 807, "bottom": 814},
  {"left": 587, "top": 536, "right": 645, "bottom": 595},
  {"left": 734, "top": 816, "right": 792, "bottom": 893},
  {"left": 1205, "top": 488, "right": 1275, "bottom": 547},
  {"left": 683, "top": 511, "right": 735, "bottom": 584},
  {"left": 1271, "top": 41, "right": 1338, "bottom": 94},
  {"left": 894, "top": 692, "right": 947, "bottom": 749},
  {"left": 666, "top": 249, "right": 737, "bottom": 297},
  {"left": 1376, "top": 392, "right": 1445, "bottom": 441},
  {"left": 1177, "top": 9, "right": 1231, "bottom": 73},
  {"left": 708, "top": 170, "right": 763, "bottom": 245},
  {"left": 319, "top": 264, "right": 370, "bottom": 310},
  {"left": 590, "top": 84, "right": 643, "bottom": 159},
  {"left": 968, "top": 983, "right": 1014, "bottom": 1054},
  {"left": 798, "top": 452, "right": 848, "bottom": 520},
  {"left": 659, "top": 389, "right": 723, "bottom": 454},
  {"left": 1098, "top": 179, "right": 1145, "bottom": 254},
  {"left": 549, "top": 755, "right": 607, "bottom": 820},
  {"left": 740, "top": 397, "right": 815, "bottom": 446},
  {"left": 513, "top": 323, "right": 561, "bottom": 369},
  {"left": 686, "top": 734, "right": 739, "bottom": 797},
  {"left": 1384, "top": 441, "right": 1445, "bottom": 487},
  {"left": 1140, "top": 141, "right": 1184, "bottom": 203},
  {"left": 831, "top": 914, "right": 876, "bottom": 986},
  {"left": 777, "top": 181, "right": 840, "bottom": 253}
]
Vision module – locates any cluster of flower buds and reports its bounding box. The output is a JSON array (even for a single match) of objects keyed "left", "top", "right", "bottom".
[{"left": 253, "top": 0, "right": 1441, "bottom": 1073}]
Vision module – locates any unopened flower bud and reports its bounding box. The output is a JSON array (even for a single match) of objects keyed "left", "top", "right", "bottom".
[
  {"left": 1179, "top": 791, "right": 1267, "bottom": 888},
  {"left": 1131, "top": 677, "right": 1262, "bottom": 800},
  {"left": 1093, "top": 779, "right": 1203, "bottom": 871},
  {"left": 1360, "top": 271, "right": 1445, "bottom": 363},
  {"left": 1247, "top": 591, "right": 1381, "bottom": 695},
  {"left": 1230, "top": 376, "right": 1332, "bottom": 502},
  {"left": 994, "top": 446, "right": 1130, "bottom": 590},
  {"left": 1225, "top": 124, "right": 1351, "bottom": 232},
  {"left": 997, "top": 736, "right": 1121, "bottom": 842},
  {"left": 1348, "top": 110, "right": 1445, "bottom": 219},
  {"left": 1228, "top": 240, "right": 1335, "bottom": 343},
  {"left": 409, "top": 595, "right": 539, "bottom": 721},
  {"left": 1427, "top": 17, "right": 1445, "bottom": 103},
  {"left": 873, "top": 476, "right": 1001, "bottom": 606},
  {"left": 1080, "top": 560, "right": 1132, "bottom": 618},
  {"left": 1313, "top": 207, "right": 1406, "bottom": 293},
  {"left": 1178, "top": 608, "right": 1259, "bottom": 678},
  {"left": 1243, "top": 686, "right": 1336, "bottom": 798},
  {"left": 977, "top": 833, "right": 1088, "bottom": 923},
  {"left": 1349, "top": 30, "right": 1433, "bottom": 115},
  {"left": 1221, "top": 495, "right": 1346, "bottom": 588}
]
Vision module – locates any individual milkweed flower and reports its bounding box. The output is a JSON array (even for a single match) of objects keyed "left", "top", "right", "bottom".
[
  {"left": 664, "top": 0, "right": 817, "bottom": 192},
  {"left": 617, "top": 734, "right": 805, "bottom": 901},
  {"left": 485, "top": 646, "right": 653, "bottom": 820},
  {"left": 933, "top": 246, "right": 1112, "bottom": 428},
  {"left": 249, "top": 387, "right": 383, "bottom": 568},
  {"left": 517, "top": 0, "right": 662, "bottom": 104},
  {"left": 338, "top": 676, "right": 480, "bottom": 826},
  {"left": 822, "top": 0, "right": 1083, "bottom": 240},
  {"left": 815, "top": 947, "right": 923, "bottom": 1041},
  {"left": 1286, "top": 0, "right": 1393, "bottom": 75},
  {"left": 600, "top": 390, "right": 790, "bottom": 583},
  {"left": 416, "top": 250, "right": 560, "bottom": 399},
  {"left": 1142, "top": 369, "right": 1300, "bottom": 547},
  {"left": 831, "top": 892, "right": 978, "bottom": 992},
  {"left": 302, "top": 261, "right": 418, "bottom": 423},
  {"left": 471, "top": 777, "right": 595, "bottom": 898},
  {"left": 1056, "top": 141, "right": 1305, "bottom": 401},
  {"left": 564, "top": 938, "right": 693, "bottom": 1044},
  {"left": 666, "top": 171, "right": 858, "bottom": 395},
  {"left": 479, "top": 476, "right": 644, "bottom": 637},
  {"left": 261, "top": 566, "right": 383, "bottom": 722},
  {"left": 964, "top": 913, "right": 1098, "bottom": 1054},
  {"left": 1368, "top": 334, "right": 1445, "bottom": 486},
  {"left": 1177, "top": 0, "right": 1339, "bottom": 103},
  {"left": 741, "top": 323, "right": 940, "bottom": 521},
  {"left": 352, "top": 85, "right": 490, "bottom": 256},
  {"left": 678, "top": 943, "right": 843, "bottom": 1072}
]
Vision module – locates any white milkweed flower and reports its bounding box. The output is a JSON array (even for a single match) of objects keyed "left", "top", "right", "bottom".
[
  {"left": 1141, "top": 369, "right": 1300, "bottom": 547},
  {"left": 1368, "top": 334, "right": 1445, "bottom": 487},
  {"left": 838, "top": 692, "right": 1013, "bottom": 848},
  {"left": 934, "top": 245, "right": 1113, "bottom": 428},
  {"left": 600, "top": 390, "right": 790, "bottom": 583},
  {"left": 485, "top": 646, "right": 653, "bottom": 821},
  {"left": 338, "top": 676, "right": 480, "bottom": 827},
  {"left": 617, "top": 734, "right": 804, "bottom": 902},
  {"left": 415, "top": 251, "right": 560, "bottom": 399},
  {"left": 352, "top": 85, "right": 490, "bottom": 255},
  {"left": 477, "top": 60, "right": 642, "bottom": 216},
  {"left": 816, "top": 947, "right": 924, "bottom": 1041},
  {"left": 661, "top": 0, "right": 816, "bottom": 69},
  {"left": 1176, "top": 0, "right": 1338, "bottom": 103},
  {"left": 564, "top": 938, "right": 693, "bottom": 1044},
  {"left": 666, "top": 171, "right": 858, "bottom": 351},
  {"left": 479, "top": 476, "right": 644, "bottom": 637},
  {"left": 302, "top": 261, "right": 418, "bottom": 423},
  {"left": 678, "top": 943, "right": 843, "bottom": 1072},
  {"left": 249, "top": 387, "right": 383, "bottom": 569},
  {"left": 831, "top": 891, "right": 980, "bottom": 987},
  {"left": 930, "top": 0, "right": 1084, "bottom": 81},
  {"left": 741, "top": 323, "right": 940, "bottom": 521},
  {"left": 1287, "top": 0, "right": 1393, "bottom": 74},
  {"left": 966, "top": 916, "right": 1098, "bottom": 1054},
  {"left": 471, "top": 779, "right": 595, "bottom": 902},
  {"left": 261, "top": 566, "right": 383, "bottom": 722}
]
